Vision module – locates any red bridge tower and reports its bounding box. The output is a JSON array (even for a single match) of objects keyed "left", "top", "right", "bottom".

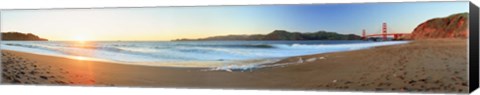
[
  {"left": 362, "top": 29, "right": 366, "bottom": 40},
  {"left": 382, "top": 22, "right": 387, "bottom": 41}
]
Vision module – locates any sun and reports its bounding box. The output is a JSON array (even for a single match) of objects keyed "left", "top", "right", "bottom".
[{"left": 73, "top": 35, "right": 89, "bottom": 42}]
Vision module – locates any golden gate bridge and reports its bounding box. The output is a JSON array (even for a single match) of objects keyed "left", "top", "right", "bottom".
[{"left": 362, "top": 22, "right": 411, "bottom": 41}]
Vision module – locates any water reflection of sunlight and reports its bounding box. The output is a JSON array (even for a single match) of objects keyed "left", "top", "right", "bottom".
[
  {"left": 74, "top": 40, "right": 89, "bottom": 47},
  {"left": 72, "top": 56, "right": 89, "bottom": 60},
  {"left": 65, "top": 41, "right": 112, "bottom": 63},
  {"left": 77, "top": 41, "right": 87, "bottom": 44},
  {"left": 63, "top": 41, "right": 97, "bottom": 85},
  {"left": 67, "top": 57, "right": 97, "bottom": 85},
  {"left": 66, "top": 41, "right": 96, "bottom": 60},
  {"left": 69, "top": 46, "right": 97, "bottom": 84}
]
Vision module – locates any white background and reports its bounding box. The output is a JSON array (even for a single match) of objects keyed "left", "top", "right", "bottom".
[{"left": 0, "top": 0, "right": 478, "bottom": 95}]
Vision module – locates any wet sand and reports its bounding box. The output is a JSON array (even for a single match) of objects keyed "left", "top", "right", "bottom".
[{"left": 1, "top": 39, "right": 468, "bottom": 93}]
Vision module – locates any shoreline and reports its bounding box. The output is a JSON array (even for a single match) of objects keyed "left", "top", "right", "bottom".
[
  {"left": 1, "top": 39, "right": 468, "bottom": 93},
  {"left": 0, "top": 40, "right": 409, "bottom": 69}
]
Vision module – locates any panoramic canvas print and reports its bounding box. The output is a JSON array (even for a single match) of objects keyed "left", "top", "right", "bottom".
[{"left": 0, "top": 1, "right": 471, "bottom": 93}]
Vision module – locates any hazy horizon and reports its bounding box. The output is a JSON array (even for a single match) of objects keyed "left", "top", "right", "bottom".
[{"left": 0, "top": 2, "right": 469, "bottom": 41}]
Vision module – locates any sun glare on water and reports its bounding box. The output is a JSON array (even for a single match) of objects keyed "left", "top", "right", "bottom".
[
  {"left": 73, "top": 35, "right": 89, "bottom": 43},
  {"left": 72, "top": 56, "right": 88, "bottom": 60}
]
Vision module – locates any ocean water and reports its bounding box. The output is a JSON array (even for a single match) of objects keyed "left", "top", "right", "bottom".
[{"left": 0, "top": 40, "right": 409, "bottom": 69}]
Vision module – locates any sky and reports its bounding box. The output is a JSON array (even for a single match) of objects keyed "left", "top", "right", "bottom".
[{"left": 0, "top": 1, "right": 469, "bottom": 41}]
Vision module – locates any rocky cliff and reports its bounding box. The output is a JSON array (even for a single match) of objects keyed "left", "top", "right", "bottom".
[
  {"left": 411, "top": 13, "right": 468, "bottom": 39},
  {"left": 2, "top": 32, "right": 48, "bottom": 41}
]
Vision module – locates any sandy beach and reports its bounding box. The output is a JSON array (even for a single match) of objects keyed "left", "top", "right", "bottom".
[{"left": 1, "top": 39, "right": 468, "bottom": 93}]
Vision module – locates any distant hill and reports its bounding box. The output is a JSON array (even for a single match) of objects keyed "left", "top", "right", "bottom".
[
  {"left": 174, "top": 30, "right": 361, "bottom": 41},
  {"left": 411, "top": 12, "right": 468, "bottom": 39},
  {"left": 2, "top": 32, "right": 48, "bottom": 41}
]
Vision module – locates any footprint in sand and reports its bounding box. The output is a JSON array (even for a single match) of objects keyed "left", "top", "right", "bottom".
[{"left": 40, "top": 76, "right": 49, "bottom": 80}]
